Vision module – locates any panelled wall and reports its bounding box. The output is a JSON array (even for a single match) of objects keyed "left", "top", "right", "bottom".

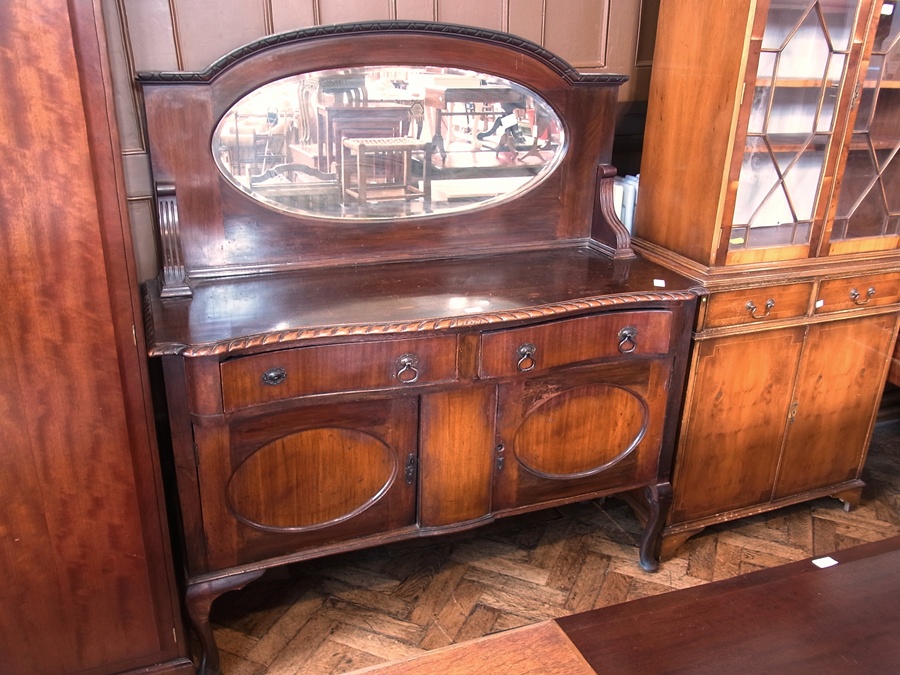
[{"left": 100, "top": 0, "right": 658, "bottom": 280}]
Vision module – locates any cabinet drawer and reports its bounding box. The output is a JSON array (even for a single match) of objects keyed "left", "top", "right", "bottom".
[
  {"left": 478, "top": 310, "right": 673, "bottom": 378},
  {"left": 702, "top": 283, "right": 813, "bottom": 329},
  {"left": 814, "top": 272, "right": 900, "bottom": 315},
  {"left": 222, "top": 336, "right": 458, "bottom": 411}
]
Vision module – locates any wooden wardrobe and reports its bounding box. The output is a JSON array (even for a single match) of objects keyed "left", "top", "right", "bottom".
[{"left": 0, "top": 1, "right": 188, "bottom": 672}]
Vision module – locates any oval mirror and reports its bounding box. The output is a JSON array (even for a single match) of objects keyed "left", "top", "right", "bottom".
[{"left": 213, "top": 65, "right": 566, "bottom": 220}]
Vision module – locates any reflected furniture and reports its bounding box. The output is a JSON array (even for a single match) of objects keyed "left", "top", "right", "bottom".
[
  {"left": 341, "top": 137, "right": 433, "bottom": 210},
  {"left": 632, "top": 0, "right": 900, "bottom": 557},
  {"left": 138, "top": 22, "right": 701, "bottom": 674},
  {"left": 315, "top": 102, "right": 411, "bottom": 174},
  {"left": 424, "top": 84, "right": 527, "bottom": 160}
]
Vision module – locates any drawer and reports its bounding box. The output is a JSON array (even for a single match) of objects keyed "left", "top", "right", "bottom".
[
  {"left": 478, "top": 310, "right": 673, "bottom": 378},
  {"left": 814, "top": 272, "right": 900, "bottom": 315},
  {"left": 221, "top": 336, "right": 459, "bottom": 411},
  {"left": 702, "top": 282, "right": 813, "bottom": 329}
]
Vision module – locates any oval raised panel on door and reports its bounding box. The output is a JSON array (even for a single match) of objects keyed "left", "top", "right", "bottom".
[
  {"left": 513, "top": 383, "right": 648, "bottom": 479},
  {"left": 227, "top": 427, "right": 397, "bottom": 531}
]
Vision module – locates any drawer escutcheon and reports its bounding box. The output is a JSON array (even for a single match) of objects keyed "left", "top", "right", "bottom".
[{"left": 261, "top": 367, "right": 287, "bottom": 386}]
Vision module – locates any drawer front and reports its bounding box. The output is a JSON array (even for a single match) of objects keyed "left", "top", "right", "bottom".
[
  {"left": 222, "top": 336, "right": 458, "bottom": 411},
  {"left": 703, "top": 282, "right": 813, "bottom": 329},
  {"left": 479, "top": 310, "right": 673, "bottom": 378},
  {"left": 815, "top": 272, "right": 900, "bottom": 315}
]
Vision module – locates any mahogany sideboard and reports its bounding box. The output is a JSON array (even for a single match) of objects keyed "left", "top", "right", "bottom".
[{"left": 138, "top": 23, "right": 702, "bottom": 673}]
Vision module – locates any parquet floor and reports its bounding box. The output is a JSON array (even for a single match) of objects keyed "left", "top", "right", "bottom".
[{"left": 208, "top": 414, "right": 900, "bottom": 674}]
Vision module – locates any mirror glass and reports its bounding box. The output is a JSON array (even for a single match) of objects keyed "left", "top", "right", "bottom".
[{"left": 213, "top": 66, "right": 566, "bottom": 220}]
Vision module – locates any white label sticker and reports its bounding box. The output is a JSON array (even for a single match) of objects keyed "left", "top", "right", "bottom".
[
  {"left": 815, "top": 299, "right": 825, "bottom": 308},
  {"left": 812, "top": 556, "right": 839, "bottom": 569},
  {"left": 653, "top": 279, "right": 666, "bottom": 288}
]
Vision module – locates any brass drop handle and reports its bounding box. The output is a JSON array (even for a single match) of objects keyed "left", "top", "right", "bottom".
[
  {"left": 618, "top": 326, "right": 637, "bottom": 354},
  {"left": 516, "top": 343, "right": 537, "bottom": 372},
  {"left": 261, "top": 367, "right": 287, "bottom": 386},
  {"left": 850, "top": 286, "right": 875, "bottom": 306},
  {"left": 396, "top": 353, "right": 420, "bottom": 383},
  {"left": 746, "top": 298, "right": 775, "bottom": 319}
]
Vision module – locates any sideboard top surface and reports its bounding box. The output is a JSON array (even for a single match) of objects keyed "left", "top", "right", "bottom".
[{"left": 144, "top": 247, "right": 700, "bottom": 356}]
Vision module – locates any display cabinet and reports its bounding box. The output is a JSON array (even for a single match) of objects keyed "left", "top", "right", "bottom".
[
  {"left": 632, "top": 0, "right": 900, "bottom": 557},
  {"left": 138, "top": 23, "right": 701, "bottom": 674}
]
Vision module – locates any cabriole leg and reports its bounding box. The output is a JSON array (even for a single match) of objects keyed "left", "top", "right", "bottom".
[{"left": 186, "top": 569, "right": 265, "bottom": 675}]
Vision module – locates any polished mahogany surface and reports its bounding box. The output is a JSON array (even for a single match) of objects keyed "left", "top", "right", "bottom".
[
  {"left": 145, "top": 247, "right": 698, "bottom": 355},
  {"left": 558, "top": 536, "right": 900, "bottom": 673}
]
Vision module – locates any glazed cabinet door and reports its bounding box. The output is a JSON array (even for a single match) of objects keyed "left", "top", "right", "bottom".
[
  {"left": 197, "top": 397, "right": 418, "bottom": 570},
  {"left": 774, "top": 312, "right": 899, "bottom": 497},
  {"left": 826, "top": 0, "right": 900, "bottom": 255},
  {"left": 670, "top": 327, "right": 806, "bottom": 522},
  {"left": 725, "top": 0, "right": 870, "bottom": 265}
]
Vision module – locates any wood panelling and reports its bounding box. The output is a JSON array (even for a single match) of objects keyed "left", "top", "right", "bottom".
[
  {"left": 545, "top": 0, "right": 609, "bottom": 67},
  {"left": 319, "top": 0, "right": 394, "bottom": 25}
]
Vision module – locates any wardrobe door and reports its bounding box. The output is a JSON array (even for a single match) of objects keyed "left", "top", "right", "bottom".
[{"left": 0, "top": 2, "right": 186, "bottom": 672}]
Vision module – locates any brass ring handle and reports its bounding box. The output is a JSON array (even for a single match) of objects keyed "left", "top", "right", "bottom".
[
  {"left": 396, "top": 353, "right": 420, "bottom": 383},
  {"left": 261, "top": 367, "right": 287, "bottom": 386},
  {"left": 516, "top": 343, "right": 536, "bottom": 372},
  {"left": 746, "top": 298, "right": 775, "bottom": 319},
  {"left": 618, "top": 326, "right": 637, "bottom": 354},
  {"left": 850, "top": 287, "right": 875, "bottom": 306}
]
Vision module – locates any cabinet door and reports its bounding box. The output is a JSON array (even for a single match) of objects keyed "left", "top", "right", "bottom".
[
  {"left": 774, "top": 312, "right": 899, "bottom": 497},
  {"left": 826, "top": 1, "right": 900, "bottom": 255},
  {"left": 197, "top": 397, "right": 418, "bottom": 569},
  {"left": 670, "top": 327, "right": 805, "bottom": 522},
  {"left": 492, "top": 359, "right": 673, "bottom": 512},
  {"left": 725, "top": 0, "right": 867, "bottom": 265}
]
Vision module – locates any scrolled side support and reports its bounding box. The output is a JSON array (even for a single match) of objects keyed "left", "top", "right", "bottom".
[{"left": 155, "top": 182, "right": 192, "bottom": 298}]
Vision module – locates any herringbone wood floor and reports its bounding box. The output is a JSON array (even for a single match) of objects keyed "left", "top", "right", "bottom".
[{"left": 207, "top": 415, "right": 900, "bottom": 674}]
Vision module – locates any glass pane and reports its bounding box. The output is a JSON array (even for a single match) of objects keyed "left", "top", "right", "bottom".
[
  {"left": 733, "top": 137, "right": 780, "bottom": 225},
  {"left": 781, "top": 145, "right": 825, "bottom": 220},
  {"left": 748, "top": 85, "right": 773, "bottom": 134},
  {"left": 763, "top": 1, "right": 815, "bottom": 50},
  {"left": 819, "top": 0, "right": 857, "bottom": 52},
  {"left": 831, "top": 217, "right": 848, "bottom": 239},
  {"left": 873, "top": 1, "right": 900, "bottom": 53},
  {"left": 818, "top": 54, "right": 845, "bottom": 131},
  {"left": 745, "top": 221, "right": 804, "bottom": 247},
  {"left": 847, "top": 185, "right": 889, "bottom": 237},
  {"left": 768, "top": 87, "right": 820, "bottom": 133},
  {"left": 751, "top": 183, "right": 794, "bottom": 228},
  {"left": 871, "top": 89, "right": 900, "bottom": 148},
  {"left": 779, "top": 7, "right": 830, "bottom": 80},
  {"left": 749, "top": 53, "right": 777, "bottom": 134},
  {"left": 881, "top": 150, "right": 900, "bottom": 213},
  {"left": 729, "top": 225, "right": 749, "bottom": 248},
  {"left": 837, "top": 137, "right": 879, "bottom": 219},
  {"left": 888, "top": 214, "right": 900, "bottom": 235}
]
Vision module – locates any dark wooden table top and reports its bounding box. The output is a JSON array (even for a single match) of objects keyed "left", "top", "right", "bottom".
[{"left": 557, "top": 536, "right": 900, "bottom": 674}]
